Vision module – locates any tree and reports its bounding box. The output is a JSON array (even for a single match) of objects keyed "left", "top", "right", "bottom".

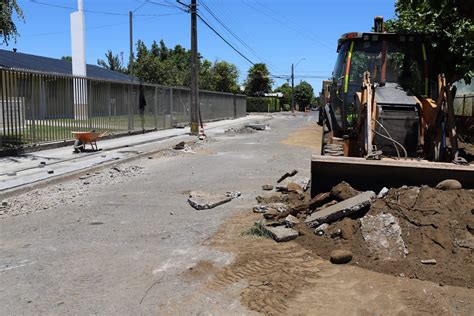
[
  {"left": 385, "top": 0, "right": 473, "bottom": 83},
  {"left": 97, "top": 50, "right": 126, "bottom": 73},
  {"left": 293, "top": 81, "right": 314, "bottom": 111},
  {"left": 61, "top": 56, "right": 72, "bottom": 62},
  {"left": 211, "top": 61, "right": 239, "bottom": 93},
  {"left": 133, "top": 40, "right": 240, "bottom": 92},
  {"left": 0, "top": 0, "right": 24, "bottom": 44},
  {"left": 274, "top": 82, "right": 292, "bottom": 106},
  {"left": 244, "top": 63, "right": 273, "bottom": 96}
]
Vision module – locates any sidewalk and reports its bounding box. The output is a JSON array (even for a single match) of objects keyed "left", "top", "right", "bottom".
[{"left": 0, "top": 115, "right": 269, "bottom": 195}]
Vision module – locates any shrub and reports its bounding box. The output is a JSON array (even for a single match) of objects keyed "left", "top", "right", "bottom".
[{"left": 246, "top": 97, "right": 280, "bottom": 112}]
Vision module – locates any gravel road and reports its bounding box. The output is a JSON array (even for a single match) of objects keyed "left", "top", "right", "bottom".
[{"left": 0, "top": 114, "right": 317, "bottom": 314}]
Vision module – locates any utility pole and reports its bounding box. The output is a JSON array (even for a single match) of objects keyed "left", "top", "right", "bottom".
[
  {"left": 129, "top": 11, "right": 133, "bottom": 82},
  {"left": 291, "top": 63, "right": 295, "bottom": 113},
  {"left": 190, "top": 0, "right": 200, "bottom": 135}
]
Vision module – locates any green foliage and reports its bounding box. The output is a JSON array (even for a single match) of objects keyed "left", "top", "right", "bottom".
[
  {"left": 274, "top": 82, "right": 292, "bottom": 105},
  {"left": 133, "top": 39, "right": 239, "bottom": 92},
  {"left": 61, "top": 56, "right": 72, "bottom": 62},
  {"left": 246, "top": 97, "right": 280, "bottom": 112},
  {"left": 294, "top": 81, "right": 314, "bottom": 110},
  {"left": 241, "top": 221, "right": 272, "bottom": 238},
  {"left": 0, "top": 0, "right": 24, "bottom": 44},
  {"left": 97, "top": 50, "right": 126, "bottom": 73},
  {"left": 244, "top": 63, "right": 273, "bottom": 95},
  {"left": 385, "top": 0, "right": 473, "bottom": 83}
]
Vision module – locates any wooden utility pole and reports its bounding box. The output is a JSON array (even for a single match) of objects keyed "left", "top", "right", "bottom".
[
  {"left": 291, "top": 63, "right": 295, "bottom": 113},
  {"left": 190, "top": 0, "right": 199, "bottom": 135},
  {"left": 129, "top": 11, "right": 133, "bottom": 81}
]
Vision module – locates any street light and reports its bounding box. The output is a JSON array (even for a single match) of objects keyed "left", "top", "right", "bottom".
[{"left": 291, "top": 58, "right": 306, "bottom": 113}]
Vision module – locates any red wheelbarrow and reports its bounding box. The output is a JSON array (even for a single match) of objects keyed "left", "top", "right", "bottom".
[{"left": 72, "top": 131, "right": 107, "bottom": 153}]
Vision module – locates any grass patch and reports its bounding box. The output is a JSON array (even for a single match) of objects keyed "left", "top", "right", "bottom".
[{"left": 241, "top": 221, "right": 272, "bottom": 239}]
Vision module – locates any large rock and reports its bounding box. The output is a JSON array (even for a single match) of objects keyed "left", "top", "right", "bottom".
[
  {"left": 266, "top": 226, "right": 299, "bottom": 242},
  {"left": 435, "top": 179, "right": 462, "bottom": 190},
  {"left": 305, "top": 191, "right": 375, "bottom": 228},
  {"left": 330, "top": 249, "right": 352, "bottom": 264},
  {"left": 284, "top": 214, "right": 300, "bottom": 227},
  {"left": 331, "top": 181, "right": 360, "bottom": 200},
  {"left": 360, "top": 213, "right": 408, "bottom": 260},
  {"left": 188, "top": 191, "right": 232, "bottom": 210}
]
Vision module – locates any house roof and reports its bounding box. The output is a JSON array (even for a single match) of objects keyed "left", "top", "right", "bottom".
[{"left": 0, "top": 49, "right": 132, "bottom": 82}]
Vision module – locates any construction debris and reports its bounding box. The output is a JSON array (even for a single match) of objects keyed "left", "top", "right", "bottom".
[
  {"left": 360, "top": 213, "right": 408, "bottom": 260},
  {"left": 277, "top": 169, "right": 298, "bottom": 183},
  {"left": 330, "top": 181, "right": 360, "bottom": 200},
  {"left": 173, "top": 142, "right": 186, "bottom": 150},
  {"left": 265, "top": 226, "right": 298, "bottom": 242},
  {"left": 247, "top": 176, "right": 474, "bottom": 287},
  {"left": 188, "top": 191, "right": 233, "bottom": 210},
  {"left": 262, "top": 184, "right": 273, "bottom": 191},
  {"left": 246, "top": 123, "right": 270, "bottom": 131},
  {"left": 305, "top": 191, "right": 375, "bottom": 228}
]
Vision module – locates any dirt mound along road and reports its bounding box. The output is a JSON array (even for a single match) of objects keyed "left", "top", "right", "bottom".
[
  {"left": 251, "top": 172, "right": 474, "bottom": 288},
  {"left": 295, "top": 185, "right": 474, "bottom": 288}
]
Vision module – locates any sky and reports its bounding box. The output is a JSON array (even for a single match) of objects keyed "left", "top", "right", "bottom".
[{"left": 5, "top": 0, "right": 396, "bottom": 93}]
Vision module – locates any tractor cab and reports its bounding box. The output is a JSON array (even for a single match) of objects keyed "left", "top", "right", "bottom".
[{"left": 327, "top": 28, "right": 430, "bottom": 138}]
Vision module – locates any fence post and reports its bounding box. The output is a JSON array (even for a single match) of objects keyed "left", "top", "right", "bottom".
[
  {"left": 154, "top": 86, "right": 158, "bottom": 129},
  {"left": 128, "top": 84, "right": 132, "bottom": 131}
]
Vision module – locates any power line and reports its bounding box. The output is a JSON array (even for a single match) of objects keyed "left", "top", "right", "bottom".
[
  {"left": 200, "top": 0, "right": 278, "bottom": 72},
  {"left": 240, "top": 0, "right": 333, "bottom": 50},
  {"left": 196, "top": 13, "right": 255, "bottom": 66},
  {"left": 29, "top": 0, "right": 179, "bottom": 17}
]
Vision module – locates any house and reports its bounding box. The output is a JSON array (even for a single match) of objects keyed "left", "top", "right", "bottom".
[{"left": 0, "top": 49, "right": 132, "bottom": 82}]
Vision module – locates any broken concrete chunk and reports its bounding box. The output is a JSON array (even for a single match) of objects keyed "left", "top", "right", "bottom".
[
  {"left": 330, "top": 249, "right": 352, "bottom": 264},
  {"left": 360, "top": 213, "right": 408, "bottom": 260},
  {"left": 377, "top": 187, "right": 389, "bottom": 199},
  {"left": 225, "top": 191, "right": 241, "bottom": 199},
  {"left": 266, "top": 226, "right": 298, "bottom": 242},
  {"left": 277, "top": 169, "right": 298, "bottom": 183},
  {"left": 314, "top": 223, "right": 329, "bottom": 235},
  {"left": 253, "top": 205, "right": 268, "bottom": 213},
  {"left": 305, "top": 191, "right": 375, "bottom": 228},
  {"left": 173, "top": 141, "right": 186, "bottom": 150},
  {"left": 188, "top": 191, "right": 232, "bottom": 210},
  {"left": 284, "top": 214, "right": 300, "bottom": 227},
  {"left": 287, "top": 182, "right": 304, "bottom": 194},
  {"left": 263, "top": 208, "right": 279, "bottom": 220},
  {"left": 435, "top": 179, "right": 462, "bottom": 190},
  {"left": 246, "top": 123, "right": 269, "bottom": 131},
  {"left": 420, "top": 259, "right": 437, "bottom": 265},
  {"left": 262, "top": 184, "right": 273, "bottom": 191},
  {"left": 330, "top": 181, "right": 361, "bottom": 200}
]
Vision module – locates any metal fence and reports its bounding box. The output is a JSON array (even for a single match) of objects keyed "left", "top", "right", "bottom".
[
  {"left": 454, "top": 94, "right": 474, "bottom": 117},
  {"left": 0, "top": 68, "right": 246, "bottom": 148}
]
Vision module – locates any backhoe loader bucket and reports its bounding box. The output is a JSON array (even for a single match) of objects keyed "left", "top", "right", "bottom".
[{"left": 311, "top": 155, "right": 474, "bottom": 196}]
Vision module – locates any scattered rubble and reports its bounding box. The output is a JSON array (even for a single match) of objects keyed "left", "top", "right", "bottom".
[
  {"left": 246, "top": 123, "right": 270, "bottom": 131},
  {"left": 360, "top": 213, "right": 408, "bottom": 260},
  {"left": 247, "top": 175, "right": 474, "bottom": 288},
  {"left": 188, "top": 191, "right": 240, "bottom": 210},
  {"left": 188, "top": 191, "right": 233, "bottom": 210},
  {"left": 0, "top": 164, "right": 145, "bottom": 218},
  {"left": 305, "top": 191, "right": 375, "bottom": 228},
  {"left": 262, "top": 184, "right": 273, "bottom": 191},
  {"left": 265, "top": 225, "right": 298, "bottom": 242}
]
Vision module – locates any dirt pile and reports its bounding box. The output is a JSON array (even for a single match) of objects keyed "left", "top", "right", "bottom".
[{"left": 251, "top": 173, "right": 474, "bottom": 288}]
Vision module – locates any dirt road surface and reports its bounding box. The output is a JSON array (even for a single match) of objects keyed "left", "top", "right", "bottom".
[{"left": 1, "top": 113, "right": 472, "bottom": 315}]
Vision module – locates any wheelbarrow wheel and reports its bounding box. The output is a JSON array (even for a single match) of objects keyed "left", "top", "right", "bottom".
[{"left": 73, "top": 139, "right": 85, "bottom": 153}]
